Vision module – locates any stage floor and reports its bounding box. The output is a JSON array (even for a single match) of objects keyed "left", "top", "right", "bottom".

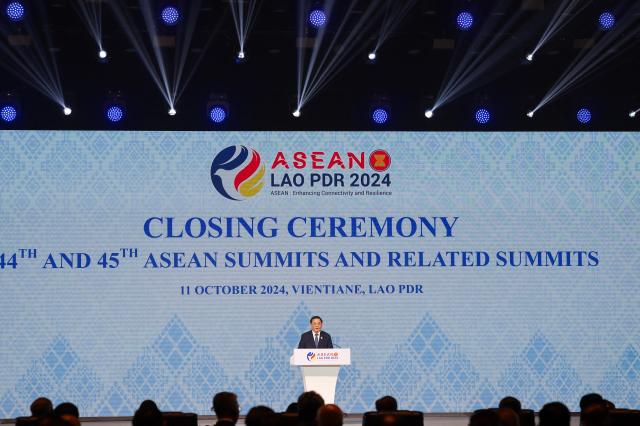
[{"left": 2, "top": 413, "right": 583, "bottom": 426}]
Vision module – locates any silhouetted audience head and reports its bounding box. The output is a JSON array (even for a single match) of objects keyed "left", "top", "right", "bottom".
[
  {"left": 469, "top": 409, "right": 499, "bottom": 426},
  {"left": 298, "top": 391, "right": 325, "bottom": 423},
  {"left": 286, "top": 403, "right": 299, "bottom": 414},
  {"left": 602, "top": 400, "right": 615, "bottom": 410},
  {"left": 539, "top": 402, "right": 570, "bottom": 426},
  {"left": 581, "top": 404, "right": 607, "bottom": 426},
  {"left": 580, "top": 394, "right": 604, "bottom": 412},
  {"left": 132, "top": 400, "right": 163, "bottom": 426},
  {"left": 212, "top": 392, "right": 240, "bottom": 424},
  {"left": 246, "top": 406, "right": 278, "bottom": 426},
  {"left": 138, "top": 400, "right": 160, "bottom": 413},
  {"left": 375, "top": 396, "right": 398, "bottom": 412},
  {"left": 54, "top": 403, "right": 80, "bottom": 418},
  {"left": 316, "top": 404, "right": 343, "bottom": 426},
  {"left": 498, "top": 397, "right": 521, "bottom": 414},
  {"left": 496, "top": 408, "right": 519, "bottom": 426},
  {"left": 31, "top": 397, "right": 54, "bottom": 417}
]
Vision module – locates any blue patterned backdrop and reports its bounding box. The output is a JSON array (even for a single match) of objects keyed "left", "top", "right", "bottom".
[{"left": 0, "top": 131, "right": 639, "bottom": 417}]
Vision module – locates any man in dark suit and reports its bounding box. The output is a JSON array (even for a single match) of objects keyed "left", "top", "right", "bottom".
[{"left": 298, "top": 316, "right": 333, "bottom": 349}]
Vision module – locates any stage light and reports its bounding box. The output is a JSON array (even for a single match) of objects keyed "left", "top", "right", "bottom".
[
  {"left": 161, "top": 6, "right": 180, "bottom": 26},
  {"left": 456, "top": 11, "right": 474, "bottom": 31},
  {"left": 237, "top": 51, "right": 245, "bottom": 59},
  {"left": 424, "top": 109, "right": 434, "bottom": 119},
  {"left": 526, "top": 53, "right": 534, "bottom": 62},
  {"left": 630, "top": 110, "right": 637, "bottom": 118},
  {"left": 168, "top": 107, "right": 176, "bottom": 116},
  {"left": 63, "top": 107, "right": 72, "bottom": 116},
  {"left": 308, "top": 9, "right": 327, "bottom": 28},
  {"left": 99, "top": 50, "right": 107, "bottom": 59},
  {"left": 6, "top": 1, "right": 25, "bottom": 22},
  {"left": 106, "top": 105, "right": 124, "bottom": 123},
  {"left": 209, "top": 105, "right": 227, "bottom": 124},
  {"left": 576, "top": 108, "right": 591, "bottom": 124},
  {"left": 0, "top": 105, "right": 18, "bottom": 122},
  {"left": 372, "top": 108, "right": 389, "bottom": 125},
  {"left": 368, "top": 52, "right": 376, "bottom": 61},
  {"left": 526, "top": 111, "right": 534, "bottom": 118},
  {"left": 599, "top": 12, "right": 615, "bottom": 30},
  {"left": 475, "top": 108, "right": 491, "bottom": 124},
  {"left": 293, "top": 109, "right": 301, "bottom": 118}
]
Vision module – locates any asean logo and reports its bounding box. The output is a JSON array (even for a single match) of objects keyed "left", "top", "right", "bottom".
[
  {"left": 306, "top": 352, "right": 316, "bottom": 362},
  {"left": 369, "top": 149, "right": 391, "bottom": 172},
  {"left": 211, "top": 145, "right": 266, "bottom": 200}
]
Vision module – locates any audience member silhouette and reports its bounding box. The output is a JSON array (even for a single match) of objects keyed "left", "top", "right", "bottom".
[
  {"left": 375, "top": 396, "right": 398, "bottom": 412},
  {"left": 297, "top": 391, "right": 325, "bottom": 426},
  {"left": 469, "top": 409, "right": 500, "bottom": 426},
  {"left": 54, "top": 403, "right": 80, "bottom": 419},
  {"left": 30, "top": 398, "right": 54, "bottom": 417},
  {"left": 538, "top": 402, "right": 570, "bottom": 426},
  {"left": 132, "top": 400, "right": 163, "bottom": 426},
  {"left": 581, "top": 404, "right": 608, "bottom": 426},
  {"left": 286, "top": 403, "right": 299, "bottom": 414},
  {"left": 316, "top": 404, "right": 343, "bottom": 426},
  {"left": 212, "top": 392, "right": 240, "bottom": 426},
  {"left": 246, "top": 406, "right": 279, "bottom": 426},
  {"left": 498, "top": 397, "right": 521, "bottom": 415},
  {"left": 580, "top": 394, "right": 604, "bottom": 412},
  {"left": 496, "top": 408, "right": 519, "bottom": 426}
]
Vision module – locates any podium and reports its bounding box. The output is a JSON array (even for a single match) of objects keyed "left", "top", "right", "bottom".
[{"left": 290, "top": 348, "right": 351, "bottom": 404}]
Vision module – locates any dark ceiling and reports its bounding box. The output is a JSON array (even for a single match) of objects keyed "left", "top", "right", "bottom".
[{"left": 1, "top": 0, "right": 640, "bottom": 131}]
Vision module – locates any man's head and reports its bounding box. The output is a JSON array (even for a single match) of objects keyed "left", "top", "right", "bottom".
[
  {"left": 469, "top": 409, "right": 499, "bottom": 426},
  {"left": 298, "top": 391, "right": 325, "bottom": 422},
  {"left": 285, "top": 402, "right": 298, "bottom": 413},
  {"left": 496, "top": 408, "right": 519, "bottom": 426},
  {"left": 54, "top": 403, "right": 80, "bottom": 418},
  {"left": 316, "top": 404, "right": 343, "bottom": 426},
  {"left": 132, "top": 400, "right": 162, "bottom": 426},
  {"left": 539, "top": 402, "right": 570, "bottom": 426},
  {"left": 579, "top": 393, "right": 603, "bottom": 412},
  {"left": 498, "top": 397, "right": 521, "bottom": 414},
  {"left": 30, "top": 397, "right": 53, "bottom": 417},
  {"left": 310, "top": 316, "right": 323, "bottom": 333},
  {"left": 212, "top": 392, "right": 239, "bottom": 423},
  {"left": 245, "top": 406, "right": 278, "bottom": 426},
  {"left": 375, "top": 396, "right": 398, "bottom": 412}
]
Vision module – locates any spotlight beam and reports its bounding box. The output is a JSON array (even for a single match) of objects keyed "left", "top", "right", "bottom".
[
  {"left": 630, "top": 108, "right": 639, "bottom": 118},
  {"left": 297, "top": 0, "right": 389, "bottom": 111},
  {"left": 371, "top": 0, "right": 417, "bottom": 56},
  {"left": 528, "top": 0, "right": 588, "bottom": 60},
  {"left": 0, "top": 2, "right": 66, "bottom": 108},
  {"left": 109, "top": 0, "right": 206, "bottom": 111},
  {"left": 532, "top": 5, "right": 640, "bottom": 114},
  {"left": 433, "top": 0, "right": 543, "bottom": 112},
  {"left": 71, "top": 0, "right": 104, "bottom": 53},
  {"left": 229, "top": 0, "right": 262, "bottom": 57}
]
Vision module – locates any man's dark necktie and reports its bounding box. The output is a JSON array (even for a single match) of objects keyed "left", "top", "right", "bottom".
[{"left": 314, "top": 333, "right": 319, "bottom": 347}]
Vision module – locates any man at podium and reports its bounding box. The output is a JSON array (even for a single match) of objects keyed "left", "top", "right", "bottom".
[{"left": 298, "top": 315, "right": 333, "bottom": 349}]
